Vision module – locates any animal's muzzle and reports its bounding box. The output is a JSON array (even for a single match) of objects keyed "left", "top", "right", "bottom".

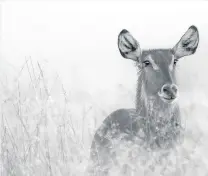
[{"left": 159, "top": 84, "right": 178, "bottom": 101}]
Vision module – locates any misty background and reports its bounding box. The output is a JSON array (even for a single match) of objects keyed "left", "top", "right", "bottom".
[
  {"left": 1, "top": 1, "right": 208, "bottom": 175},
  {"left": 1, "top": 2, "right": 208, "bottom": 99}
]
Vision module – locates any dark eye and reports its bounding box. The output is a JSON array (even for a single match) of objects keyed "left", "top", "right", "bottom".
[
  {"left": 174, "top": 59, "right": 178, "bottom": 65},
  {"left": 143, "top": 60, "right": 151, "bottom": 67}
]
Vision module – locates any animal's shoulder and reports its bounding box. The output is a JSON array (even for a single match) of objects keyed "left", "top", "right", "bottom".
[
  {"left": 106, "top": 108, "right": 138, "bottom": 127},
  {"left": 95, "top": 108, "right": 141, "bottom": 140}
]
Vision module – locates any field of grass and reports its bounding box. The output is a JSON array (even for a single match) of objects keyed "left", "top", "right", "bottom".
[
  {"left": 1, "top": 58, "right": 208, "bottom": 176},
  {"left": 0, "top": 59, "right": 92, "bottom": 176}
]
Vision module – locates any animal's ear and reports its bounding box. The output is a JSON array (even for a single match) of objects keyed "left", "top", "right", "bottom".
[
  {"left": 173, "top": 25, "right": 199, "bottom": 59},
  {"left": 118, "top": 29, "right": 141, "bottom": 61}
]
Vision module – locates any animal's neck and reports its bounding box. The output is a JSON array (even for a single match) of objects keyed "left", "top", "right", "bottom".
[
  {"left": 135, "top": 74, "right": 178, "bottom": 117},
  {"left": 136, "top": 93, "right": 178, "bottom": 118},
  {"left": 135, "top": 76, "right": 182, "bottom": 149}
]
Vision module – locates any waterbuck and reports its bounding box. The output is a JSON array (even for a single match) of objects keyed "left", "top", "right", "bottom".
[{"left": 87, "top": 25, "right": 199, "bottom": 175}]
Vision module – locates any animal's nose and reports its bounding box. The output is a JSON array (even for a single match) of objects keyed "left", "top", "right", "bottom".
[{"left": 161, "top": 84, "right": 178, "bottom": 99}]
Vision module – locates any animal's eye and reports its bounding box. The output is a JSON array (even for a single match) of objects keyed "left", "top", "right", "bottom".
[
  {"left": 173, "top": 59, "right": 178, "bottom": 65},
  {"left": 143, "top": 60, "right": 151, "bottom": 67}
]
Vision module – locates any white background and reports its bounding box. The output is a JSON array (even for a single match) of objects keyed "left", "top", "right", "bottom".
[{"left": 1, "top": 1, "right": 208, "bottom": 95}]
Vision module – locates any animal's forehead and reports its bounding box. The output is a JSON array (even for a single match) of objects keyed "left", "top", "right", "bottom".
[{"left": 141, "top": 49, "right": 173, "bottom": 64}]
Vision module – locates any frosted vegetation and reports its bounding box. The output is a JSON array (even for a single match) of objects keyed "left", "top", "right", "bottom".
[{"left": 1, "top": 58, "right": 208, "bottom": 176}]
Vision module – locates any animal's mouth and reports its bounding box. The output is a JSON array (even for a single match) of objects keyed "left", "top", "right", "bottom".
[
  {"left": 163, "top": 96, "right": 175, "bottom": 100},
  {"left": 158, "top": 91, "right": 178, "bottom": 103},
  {"left": 161, "top": 96, "right": 177, "bottom": 103}
]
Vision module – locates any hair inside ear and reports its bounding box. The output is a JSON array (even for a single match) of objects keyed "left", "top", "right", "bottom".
[
  {"left": 118, "top": 29, "right": 141, "bottom": 61},
  {"left": 173, "top": 25, "right": 199, "bottom": 58}
]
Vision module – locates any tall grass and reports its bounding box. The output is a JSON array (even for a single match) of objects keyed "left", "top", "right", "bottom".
[
  {"left": 1, "top": 58, "right": 208, "bottom": 176},
  {"left": 0, "top": 58, "right": 102, "bottom": 176}
]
